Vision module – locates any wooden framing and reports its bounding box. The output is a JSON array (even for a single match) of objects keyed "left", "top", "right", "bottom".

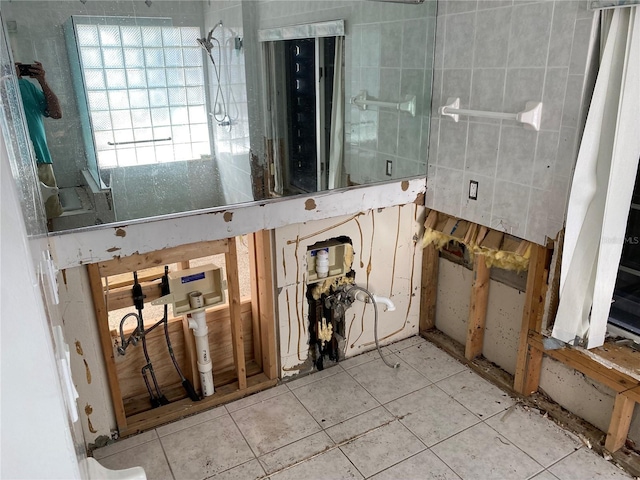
[
  {"left": 514, "top": 243, "right": 550, "bottom": 395},
  {"left": 606, "top": 394, "right": 636, "bottom": 452},
  {"left": 465, "top": 254, "right": 490, "bottom": 360},
  {"left": 419, "top": 211, "right": 640, "bottom": 456},
  {"left": 419, "top": 243, "right": 439, "bottom": 332},
  {"left": 88, "top": 233, "right": 278, "bottom": 437}
]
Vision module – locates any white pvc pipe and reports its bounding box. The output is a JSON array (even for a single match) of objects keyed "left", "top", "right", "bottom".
[
  {"left": 372, "top": 295, "right": 396, "bottom": 312},
  {"left": 352, "top": 290, "right": 396, "bottom": 311},
  {"left": 188, "top": 310, "right": 214, "bottom": 396}
]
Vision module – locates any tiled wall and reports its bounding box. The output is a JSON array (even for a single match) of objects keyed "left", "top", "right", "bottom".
[
  {"left": 251, "top": 0, "right": 437, "bottom": 185},
  {"left": 204, "top": 1, "right": 254, "bottom": 205},
  {"left": 426, "top": 0, "right": 597, "bottom": 245}
]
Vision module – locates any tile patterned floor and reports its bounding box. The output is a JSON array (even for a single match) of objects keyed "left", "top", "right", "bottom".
[{"left": 94, "top": 336, "right": 634, "bottom": 480}]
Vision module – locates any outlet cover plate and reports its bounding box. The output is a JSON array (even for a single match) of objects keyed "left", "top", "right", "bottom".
[{"left": 469, "top": 180, "right": 478, "bottom": 200}]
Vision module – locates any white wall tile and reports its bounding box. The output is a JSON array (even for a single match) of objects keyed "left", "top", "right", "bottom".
[
  {"left": 443, "top": 12, "right": 477, "bottom": 69},
  {"left": 507, "top": 2, "right": 554, "bottom": 68},
  {"left": 473, "top": 7, "right": 512, "bottom": 68},
  {"left": 428, "top": 0, "right": 596, "bottom": 244}
]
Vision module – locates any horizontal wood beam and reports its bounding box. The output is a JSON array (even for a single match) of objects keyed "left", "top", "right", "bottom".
[
  {"left": 528, "top": 332, "right": 640, "bottom": 403},
  {"left": 119, "top": 374, "right": 277, "bottom": 437},
  {"left": 98, "top": 239, "right": 228, "bottom": 277}
]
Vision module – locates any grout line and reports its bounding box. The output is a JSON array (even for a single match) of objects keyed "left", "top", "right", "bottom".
[
  {"left": 202, "top": 458, "right": 266, "bottom": 480},
  {"left": 156, "top": 432, "right": 177, "bottom": 480},
  {"left": 227, "top": 403, "right": 261, "bottom": 460},
  {"left": 254, "top": 415, "right": 405, "bottom": 480}
]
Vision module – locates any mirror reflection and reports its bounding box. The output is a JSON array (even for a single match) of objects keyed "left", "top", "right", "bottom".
[{"left": 2, "top": 0, "right": 436, "bottom": 232}]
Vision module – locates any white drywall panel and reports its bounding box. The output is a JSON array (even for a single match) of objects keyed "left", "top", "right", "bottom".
[{"left": 274, "top": 204, "right": 425, "bottom": 376}]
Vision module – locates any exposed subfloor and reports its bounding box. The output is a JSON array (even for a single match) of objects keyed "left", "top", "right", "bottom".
[{"left": 93, "top": 336, "right": 633, "bottom": 480}]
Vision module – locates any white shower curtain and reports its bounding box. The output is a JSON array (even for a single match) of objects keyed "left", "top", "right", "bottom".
[
  {"left": 552, "top": 6, "right": 640, "bottom": 348},
  {"left": 328, "top": 36, "right": 344, "bottom": 190}
]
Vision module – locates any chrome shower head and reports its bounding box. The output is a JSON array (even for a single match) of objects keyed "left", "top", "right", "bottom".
[
  {"left": 197, "top": 21, "right": 223, "bottom": 53},
  {"left": 196, "top": 36, "right": 213, "bottom": 52}
]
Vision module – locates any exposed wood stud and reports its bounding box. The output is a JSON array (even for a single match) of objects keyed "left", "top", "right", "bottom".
[
  {"left": 465, "top": 254, "right": 490, "bottom": 361},
  {"left": 87, "top": 263, "right": 128, "bottom": 432},
  {"left": 248, "top": 234, "right": 263, "bottom": 370},
  {"left": 255, "top": 231, "right": 278, "bottom": 380},
  {"left": 225, "top": 237, "right": 247, "bottom": 390},
  {"left": 514, "top": 244, "right": 549, "bottom": 394},
  {"left": 605, "top": 393, "right": 635, "bottom": 452},
  {"left": 419, "top": 243, "right": 439, "bottom": 332}
]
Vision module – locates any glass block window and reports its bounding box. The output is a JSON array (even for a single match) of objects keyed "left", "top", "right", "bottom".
[{"left": 75, "top": 23, "right": 210, "bottom": 168}]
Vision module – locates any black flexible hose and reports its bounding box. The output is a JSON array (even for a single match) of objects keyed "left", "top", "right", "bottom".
[
  {"left": 118, "top": 312, "right": 140, "bottom": 355},
  {"left": 160, "top": 267, "right": 199, "bottom": 401}
]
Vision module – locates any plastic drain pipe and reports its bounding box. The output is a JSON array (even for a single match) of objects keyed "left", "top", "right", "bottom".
[{"left": 187, "top": 309, "right": 215, "bottom": 396}]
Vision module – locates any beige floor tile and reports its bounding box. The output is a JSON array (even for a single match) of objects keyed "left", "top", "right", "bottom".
[
  {"left": 270, "top": 448, "right": 363, "bottom": 480},
  {"left": 292, "top": 371, "right": 379, "bottom": 427},
  {"left": 369, "top": 449, "right": 459, "bottom": 480},
  {"left": 436, "top": 369, "right": 514, "bottom": 418},
  {"left": 385, "top": 384, "right": 480, "bottom": 446},
  {"left": 155, "top": 405, "right": 227, "bottom": 437},
  {"left": 231, "top": 391, "right": 321, "bottom": 456},
  {"left": 549, "top": 448, "right": 634, "bottom": 480},
  {"left": 324, "top": 406, "right": 397, "bottom": 444},
  {"left": 486, "top": 405, "right": 581, "bottom": 467},
  {"left": 347, "top": 354, "right": 431, "bottom": 404},
  {"left": 384, "top": 335, "right": 427, "bottom": 353},
  {"left": 225, "top": 384, "right": 290, "bottom": 413},
  {"left": 530, "top": 471, "right": 561, "bottom": 480},
  {"left": 92, "top": 430, "right": 158, "bottom": 460},
  {"left": 258, "top": 431, "right": 335, "bottom": 475},
  {"left": 205, "top": 459, "right": 266, "bottom": 480},
  {"left": 97, "top": 439, "right": 173, "bottom": 480},
  {"left": 432, "top": 422, "right": 543, "bottom": 480},
  {"left": 160, "top": 414, "right": 254, "bottom": 479},
  {"left": 340, "top": 420, "right": 426, "bottom": 478},
  {"left": 395, "top": 341, "right": 467, "bottom": 382},
  {"left": 284, "top": 363, "right": 344, "bottom": 391},
  {"left": 340, "top": 347, "right": 393, "bottom": 370}
]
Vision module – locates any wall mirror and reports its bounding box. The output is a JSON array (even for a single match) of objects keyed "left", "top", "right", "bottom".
[{"left": 1, "top": 0, "right": 436, "bottom": 233}]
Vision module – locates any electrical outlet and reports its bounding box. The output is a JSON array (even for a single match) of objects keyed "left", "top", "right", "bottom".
[
  {"left": 386, "top": 160, "right": 393, "bottom": 177},
  {"left": 469, "top": 180, "right": 478, "bottom": 200}
]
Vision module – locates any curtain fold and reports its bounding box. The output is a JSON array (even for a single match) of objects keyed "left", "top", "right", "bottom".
[
  {"left": 552, "top": 7, "right": 640, "bottom": 348},
  {"left": 328, "top": 36, "right": 345, "bottom": 190}
]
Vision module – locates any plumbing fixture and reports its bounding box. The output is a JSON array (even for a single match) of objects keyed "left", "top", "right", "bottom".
[
  {"left": 328, "top": 284, "right": 399, "bottom": 369},
  {"left": 160, "top": 267, "right": 199, "bottom": 401},
  {"left": 351, "top": 290, "right": 396, "bottom": 311},
  {"left": 197, "top": 20, "right": 239, "bottom": 131},
  {"left": 124, "top": 272, "right": 169, "bottom": 407},
  {"left": 116, "top": 269, "right": 199, "bottom": 406},
  {"left": 39, "top": 181, "right": 58, "bottom": 202},
  {"left": 186, "top": 310, "right": 215, "bottom": 396},
  {"left": 152, "top": 265, "right": 225, "bottom": 397}
]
